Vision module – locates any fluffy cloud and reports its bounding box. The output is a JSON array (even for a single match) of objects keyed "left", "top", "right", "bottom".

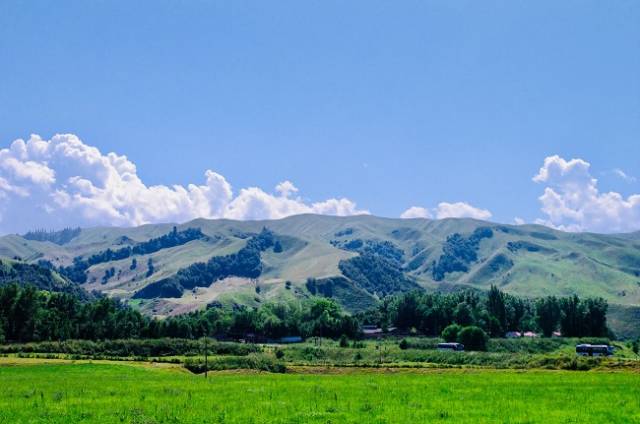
[
  {"left": 0, "top": 134, "right": 368, "bottom": 234},
  {"left": 533, "top": 155, "right": 640, "bottom": 232},
  {"left": 400, "top": 202, "right": 492, "bottom": 220},
  {"left": 399, "top": 206, "right": 432, "bottom": 219},
  {"left": 435, "top": 202, "right": 492, "bottom": 220}
]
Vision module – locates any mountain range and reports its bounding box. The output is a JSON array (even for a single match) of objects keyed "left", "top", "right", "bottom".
[{"left": 1, "top": 214, "right": 639, "bottom": 338}]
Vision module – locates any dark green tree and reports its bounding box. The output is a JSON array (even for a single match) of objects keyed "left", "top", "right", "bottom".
[
  {"left": 441, "top": 324, "right": 462, "bottom": 342},
  {"left": 146, "top": 258, "right": 154, "bottom": 277},
  {"left": 457, "top": 326, "right": 488, "bottom": 351},
  {"left": 536, "top": 296, "right": 561, "bottom": 337},
  {"left": 486, "top": 285, "right": 506, "bottom": 334},
  {"left": 453, "top": 302, "right": 474, "bottom": 326},
  {"left": 559, "top": 295, "right": 585, "bottom": 337}
]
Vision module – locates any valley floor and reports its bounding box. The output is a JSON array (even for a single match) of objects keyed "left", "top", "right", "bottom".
[{"left": 0, "top": 361, "right": 638, "bottom": 423}]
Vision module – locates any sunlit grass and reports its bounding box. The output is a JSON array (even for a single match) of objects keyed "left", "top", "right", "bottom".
[{"left": 0, "top": 363, "right": 638, "bottom": 423}]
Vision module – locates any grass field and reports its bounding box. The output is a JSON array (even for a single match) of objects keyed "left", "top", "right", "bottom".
[{"left": 0, "top": 362, "right": 639, "bottom": 423}]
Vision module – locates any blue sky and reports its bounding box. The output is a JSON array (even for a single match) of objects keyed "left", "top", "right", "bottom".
[{"left": 0, "top": 1, "right": 639, "bottom": 233}]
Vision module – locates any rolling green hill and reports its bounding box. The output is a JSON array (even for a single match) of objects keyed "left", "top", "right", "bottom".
[
  {"left": 0, "top": 258, "right": 90, "bottom": 300},
  {"left": 1, "top": 215, "right": 639, "bottom": 336}
]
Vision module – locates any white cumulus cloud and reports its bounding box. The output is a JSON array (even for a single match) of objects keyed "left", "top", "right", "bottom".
[
  {"left": 435, "top": 202, "right": 493, "bottom": 220},
  {"left": 533, "top": 155, "right": 640, "bottom": 233},
  {"left": 0, "top": 134, "right": 368, "bottom": 234},
  {"left": 400, "top": 202, "right": 492, "bottom": 220},
  {"left": 400, "top": 206, "right": 432, "bottom": 219}
]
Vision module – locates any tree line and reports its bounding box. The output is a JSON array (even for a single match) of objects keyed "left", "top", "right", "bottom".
[
  {"left": 0, "top": 284, "right": 357, "bottom": 343},
  {"left": 0, "top": 282, "right": 609, "bottom": 344},
  {"left": 133, "top": 228, "right": 280, "bottom": 299},
  {"left": 54, "top": 227, "right": 205, "bottom": 284},
  {"left": 358, "top": 285, "right": 609, "bottom": 339}
]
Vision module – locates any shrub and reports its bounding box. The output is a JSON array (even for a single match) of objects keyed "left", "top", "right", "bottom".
[
  {"left": 398, "top": 339, "right": 409, "bottom": 350},
  {"left": 275, "top": 349, "right": 285, "bottom": 359},
  {"left": 441, "top": 324, "right": 462, "bottom": 343},
  {"left": 184, "top": 354, "right": 286, "bottom": 374},
  {"left": 339, "top": 334, "right": 349, "bottom": 348},
  {"left": 457, "top": 326, "right": 488, "bottom": 351},
  {"left": 0, "top": 338, "right": 260, "bottom": 357}
]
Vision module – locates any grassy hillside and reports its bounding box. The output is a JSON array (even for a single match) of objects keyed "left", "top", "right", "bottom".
[
  {"left": 2, "top": 215, "right": 639, "bottom": 334},
  {"left": 0, "top": 258, "right": 89, "bottom": 299}
]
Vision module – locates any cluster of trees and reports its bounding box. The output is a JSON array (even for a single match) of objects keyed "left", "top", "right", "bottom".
[
  {"left": 432, "top": 227, "right": 494, "bottom": 281},
  {"left": 358, "top": 286, "right": 609, "bottom": 339},
  {"left": 0, "top": 260, "right": 88, "bottom": 300},
  {"left": 101, "top": 267, "right": 117, "bottom": 284},
  {"left": 440, "top": 324, "right": 488, "bottom": 351},
  {"left": 336, "top": 239, "right": 418, "bottom": 296},
  {"left": 0, "top": 272, "right": 610, "bottom": 344},
  {"left": 23, "top": 227, "right": 82, "bottom": 245},
  {"left": 156, "top": 297, "right": 359, "bottom": 340},
  {"left": 57, "top": 227, "right": 205, "bottom": 283},
  {"left": 0, "top": 284, "right": 357, "bottom": 343},
  {"left": 134, "top": 228, "right": 280, "bottom": 299},
  {"left": 535, "top": 295, "right": 608, "bottom": 337},
  {"left": 0, "top": 284, "right": 145, "bottom": 343}
]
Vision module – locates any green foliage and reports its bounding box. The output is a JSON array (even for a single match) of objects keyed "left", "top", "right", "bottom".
[
  {"left": 0, "top": 284, "right": 145, "bottom": 342},
  {"left": 339, "top": 252, "right": 418, "bottom": 296},
  {"left": 457, "top": 326, "right": 488, "bottom": 351},
  {"left": 0, "top": 260, "right": 88, "bottom": 299},
  {"left": 442, "top": 324, "right": 462, "bottom": 342},
  {"left": 432, "top": 227, "right": 493, "bottom": 281},
  {"left": 359, "top": 286, "right": 607, "bottom": 340},
  {"left": 398, "top": 338, "right": 409, "bottom": 350},
  {"left": 102, "top": 267, "right": 116, "bottom": 284},
  {"left": 536, "top": 296, "right": 561, "bottom": 337},
  {"left": 23, "top": 227, "right": 81, "bottom": 245},
  {"left": 184, "top": 353, "right": 286, "bottom": 373},
  {"left": 0, "top": 338, "right": 259, "bottom": 356},
  {"left": 453, "top": 302, "right": 474, "bottom": 326},
  {"left": 333, "top": 238, "right": 417, "bottom": 297},
  {"left": 559, "top": 296, "right": 608, "bottom": 337},
  {"left": 59, "top": 227, "right": 205, "bottom": 283},
  {"left": 145, "top": 258, "right": 154, "bottom": 278},
  {"left": 134, "top": 228, "right": 275, "bottom": 299},
  {"left": 339, "top": 334, "right": 349, "bottom": 348}
]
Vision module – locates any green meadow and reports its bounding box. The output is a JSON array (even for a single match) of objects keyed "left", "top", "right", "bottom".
[{"left": 1, "top": 362, "right": 639, "bottom": 423}]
